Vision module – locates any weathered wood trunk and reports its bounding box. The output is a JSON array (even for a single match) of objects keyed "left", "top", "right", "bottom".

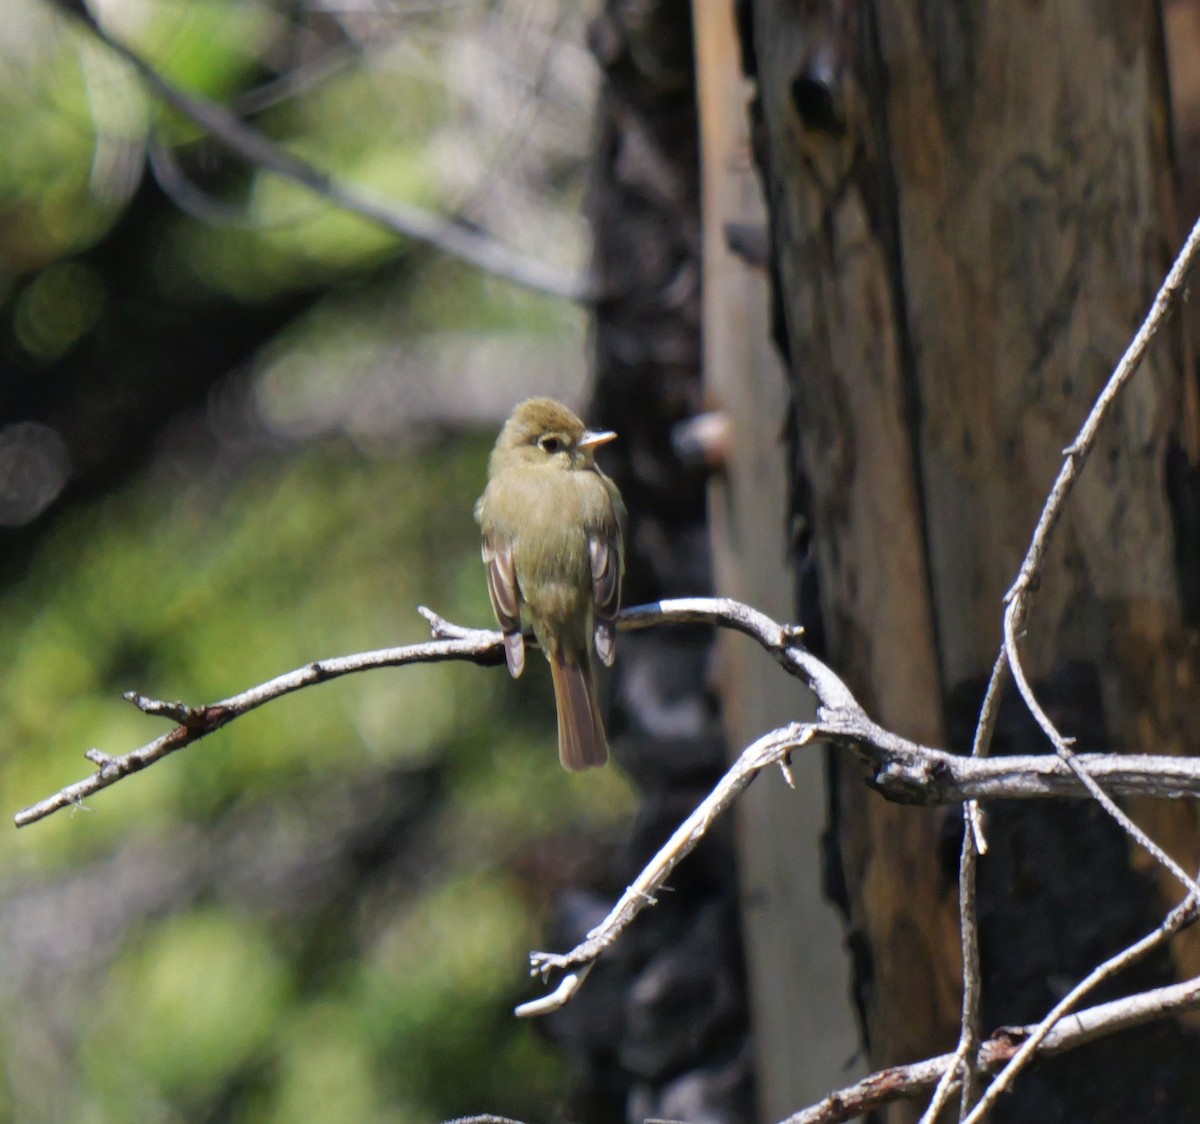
[
  {"left": 692, "top": 2, "right": 861, "bottom": 1117},
  {"left": 747, "top": 0, "right": 1200, "bottom": 1118}
]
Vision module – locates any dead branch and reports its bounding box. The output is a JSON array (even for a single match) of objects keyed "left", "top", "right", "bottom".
[
  {"left": 778, "top": 971, "right": 1200, "bottom": 1124},
  {"left": 18, "top": 597, "right": 1200, "bottom": 832},
  {"left": 521, "top": 722, "right": 814, "bottom": 1007},
  {"left": 515, "top": 704, "right": 1200, "bottom": 1014},
  {"left": 11, "top": 206, "right": 1200, "bottom": 1113},
  {"left": 942, "top": 208, "right": 1200, "bottom": 1119},
  {"left": 960, "top": 888, "right": 1199, "bottom": 1124},
  {"left": 13, "top": 609, "right": 502, "bottom": 828}
]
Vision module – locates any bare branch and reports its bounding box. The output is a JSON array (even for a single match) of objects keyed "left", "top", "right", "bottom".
[
  {"left": 49, "top": 1, "right": 594, "bottom": 303},
  {"left": 970, "top": 210, "right": 1200, "bottom": 762},
  {"left": 961, "top": 208, "right": 1200, "bottom": 812},
  {"left": 514, "top": 715, "right": 1200, "bottom": 1015},
  {"left": 1003, "top": 608, "right": 1200, "bottom": 905},
  {"left": 918, "top": 823, "right": 982, "bottom": 1124},
  {"left": 778, "top": 971, "right": 1200, "bottom": 1124},
  {"left": 513, "top": 964, "right": 593, "bottom": 1018},
  {"left": 14, "top": 614, "right": 505, "bottom": 828},
  {"left": 779, "top": 1052, "right": 950, "bottom": 1124},
  {"left": 989, "top": 210, "right": 1200, "bottom": 906},
  {"left": 10, "top": 597, "right": 804, "bottom": 829},
  {"left": 943, "top": 210, "right": 1200, "bottom": 1117},
  {"left": 917, "top": 1034, "right": 971, "bottom": 1124},
  {"left": 960, "top": 889, "right": 1200, "bottom": 1123},
  {"left": 522, "top": 724, "right": 815, "bottom": 1004},
  {"left": 18, "top": 595, "right": 1200, "bottom": 831},
  {"left": 505, "top": 576, "right": 1200, "bottom": 1015}
]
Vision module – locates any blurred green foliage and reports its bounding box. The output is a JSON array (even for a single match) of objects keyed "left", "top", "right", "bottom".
[
  {"left": 2, "top": 435, "right": 632, "bottom": 1121},
  {"left": 1, "top": 0, "right": 588, "bottom": 302},
  {"left": 0, "top": 1, "right": 606, "bottom": 1119}
]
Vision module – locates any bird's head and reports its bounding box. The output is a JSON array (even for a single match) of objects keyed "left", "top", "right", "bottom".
[{"left": 493, "top": 397, "right": 617, "bottom": 471}]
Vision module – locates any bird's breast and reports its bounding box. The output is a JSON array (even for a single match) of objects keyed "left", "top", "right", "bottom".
[{"left": 488, "top": 468, "right": 608, "bottom": 623}]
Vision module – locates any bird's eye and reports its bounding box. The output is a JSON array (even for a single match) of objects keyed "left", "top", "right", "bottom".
[{"left": 538, "top": 435, "right": 565, "bottom": 454}]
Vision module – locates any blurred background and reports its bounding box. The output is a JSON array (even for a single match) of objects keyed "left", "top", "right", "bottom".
[{"left": 0, "top": 1, "right": 638, "bottom": 1120}]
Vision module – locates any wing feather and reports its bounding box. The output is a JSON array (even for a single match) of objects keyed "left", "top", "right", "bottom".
[
  {"left": 482, "top": 532, "right": 525, "bottom": 677},
  {"left": 589, "top": 531, "right": 622, "bottom": 667}
]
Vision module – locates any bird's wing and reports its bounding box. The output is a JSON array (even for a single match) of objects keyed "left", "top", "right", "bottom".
[
  {"left": 589, "top": 525, "right": 622, "bottom": 668},
  {"left": 481, "top": 531, "right": 525, "bottom": 677}
]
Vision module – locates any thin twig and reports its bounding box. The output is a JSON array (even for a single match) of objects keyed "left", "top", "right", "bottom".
[
  {"left": 777, "top": 969, "right": 1200, "bottom": 1124},
  {"left": 957, "top": 821, "right": 982, "bottom": 1117},
  {"left": 1003, "top": 608, "right": 1200, "bottom": 905},
  {"left": 961, "top": 889, "right": 1200, "bottom": 1124},
  {"left": 513, "top": 964, "right": 594, "bottom": 1018},
  {"left": 918, "top": 1032, "right": 972, "bottom": 1124},
  {"left": 964, "top": 208, "right": 1200, "bottom": 778},
  {"left": 969, "top": 209, "right": 1200, "bottom": 766},
  {"left": 523, "top": 724, "right": 814, "bottom": 1003},
  {"left": 919, "top": 818, "right": 982, "bottom": 1124},
  {"left": 13, "top": 613, "right": 505, "bottom": 828},
  {"left": 945, "top": 210, "right": 1200, "bottom": 1120},
  {"left": 50, "top": 0, "right": 594, "bottom": 303}
]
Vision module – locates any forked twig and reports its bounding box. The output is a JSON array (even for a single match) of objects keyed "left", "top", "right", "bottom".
[
  {"left": 777, "top": 969, "right": 1200, "bottom": 1124},
  {"left": 960, "top": 890, "right": 1200, "bottom": 1124},
  {"left": 523, "top": 724, "right": 813, "bottom": 1006},
  {"left": 947, "top": 211, "right": 1200, "bottom": 1119}
]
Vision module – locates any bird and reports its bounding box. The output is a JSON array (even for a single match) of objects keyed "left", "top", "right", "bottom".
[{"left": 475, "top": 397, "right": 626, "bottom": 770}]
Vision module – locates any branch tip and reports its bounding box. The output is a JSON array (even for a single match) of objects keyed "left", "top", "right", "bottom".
[
  {"left": 416, "top": 605, "right": 438, "bottom": 626},
  {"left": 418, "top": 605, "right": 477, "bottom": 640},
  {"left": 778, "top": 757, "right": 797, "bottom": 789},
  {"left": 968, "top": 802, "right": 988, "bottom": 855},
  {"left": 514, "top": 967, "right": 591, "bottom": 1018},
  {"left": 124, "top": 692, "right": 194, "bottom": 722}
]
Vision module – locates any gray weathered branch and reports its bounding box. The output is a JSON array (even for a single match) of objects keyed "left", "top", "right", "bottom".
[
  {"left": 18, "top": 597, "right": 1200, "bottom": 831},
  {"left": 777, "top": 972, "right": 1200, "bottom": 1124}
]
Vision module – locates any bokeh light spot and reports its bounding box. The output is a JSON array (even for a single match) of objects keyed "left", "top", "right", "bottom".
[
  {"left": 13, "top": 260, "right": 107, "bottom": 363},
  {"left": 0, "top": 422, "right": 71, "bottom": 525}
]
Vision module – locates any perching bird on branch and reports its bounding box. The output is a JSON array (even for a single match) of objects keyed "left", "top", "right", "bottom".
[{"left": 476, "top": 398, "right": 626, "bottom": 770}]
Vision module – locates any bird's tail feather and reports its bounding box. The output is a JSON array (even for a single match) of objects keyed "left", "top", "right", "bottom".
[{"left": 549, "top": 646, "right": 609, "bottom": 771}]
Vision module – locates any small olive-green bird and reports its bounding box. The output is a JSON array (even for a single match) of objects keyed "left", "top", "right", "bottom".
[{"left": 475, "top": 397, "right": 626, "bottom": 771}]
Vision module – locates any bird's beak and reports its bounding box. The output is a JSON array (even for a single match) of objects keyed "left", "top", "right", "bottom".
[{"left": 578, "top": 429, "right": 617, "bottom": 450}]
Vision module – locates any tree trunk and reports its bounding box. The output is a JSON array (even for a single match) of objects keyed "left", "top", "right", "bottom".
[
  {"left": 692, "top": 2, "right": 861, "bottom": 1117},
  {"left": 748, "top": 0, "right": 1200, "bottom": 1119}
]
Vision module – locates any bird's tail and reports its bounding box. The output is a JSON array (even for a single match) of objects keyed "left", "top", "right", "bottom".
[{"left": 548, "top": 644, "right": 609, "bottom": 771}]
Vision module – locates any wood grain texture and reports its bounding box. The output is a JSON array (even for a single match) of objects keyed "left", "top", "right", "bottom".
[
  {"left": 749, "top": 0, "right": 1200, "bottom": 1118},
  {"left": 749, "top": 0, "right": 961, "bottom": 1095},
  {"left": 870, "top": 0, "right": 1200, "bottom": 994},
  {"left": 693, "top": 2, "right": 860, "bottom": 1117}
]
